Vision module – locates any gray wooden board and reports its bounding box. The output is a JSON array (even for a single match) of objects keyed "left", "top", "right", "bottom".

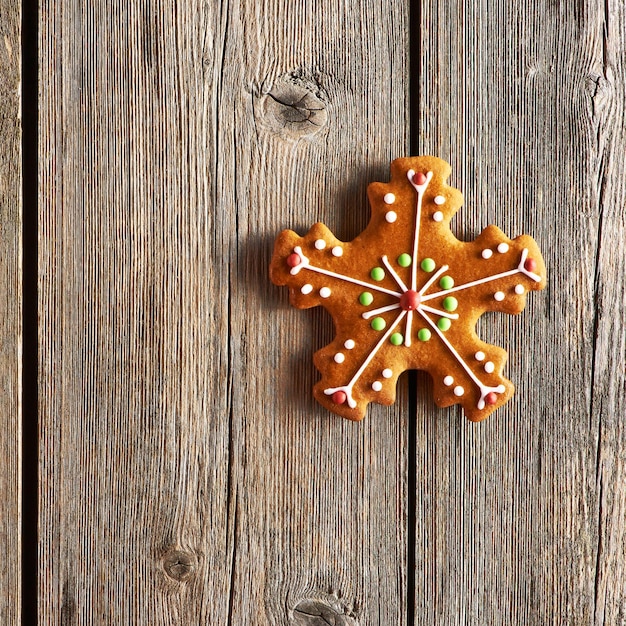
[
  {"left": 0, "top": 1, "right": 21, "bottom": 623},
  {"left": 415, "top": 0, "right": 626, "bottom": 624},
  {"left": 39, "top": 1, "right": 410, "bottom": 623}
]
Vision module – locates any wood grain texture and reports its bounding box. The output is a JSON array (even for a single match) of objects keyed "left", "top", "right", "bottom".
[
  {"left": 414, "top": 0, "right": 626, "bottom": 624},
  {"left": 0, "top": 1, "right": 21, "bottom": 623},
  {"left": 39, "top": 1, "right": 409, "bottom": 623}
]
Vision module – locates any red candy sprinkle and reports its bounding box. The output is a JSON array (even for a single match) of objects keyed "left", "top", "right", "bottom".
[
  {"left": 400, "top": 290, "right": 420, "bottom": 311},
  {"left": 287, "top": 253, "right": 301, "bottom": 268},
  {"left": 485, "top": 392, "right": 498, "bottom": 405},
  {"left": 413, "top": 171, "right": 427, "bottom": 186},
  {"left": 524, "top": 257, "right": 537, "bottom": 272},
  {"left": 332, "top": 391, "right": 347, "bottom": 405}
]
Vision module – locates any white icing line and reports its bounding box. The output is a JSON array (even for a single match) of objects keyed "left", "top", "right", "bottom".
[
  {"left": 325, "top": 310, "right": 407, "bottom": 408},
  {"left": 420, "top": 250, "right": 539, "bottom": 302},
  {"left": 361, "top": 303, "right": 401, "bottom": 320},
  {"left": 418, "top": 309, "right": 502, "bottom": 408},
  {"left": 517, "top": 248, "right": 542, "bottom": 282},
  {"left": 293, "top": 246, "right": 402, "bottom": 297},
  {"left": 407, "top": 169, "right": 434, "bottom": 290},
  {"left": 418, "top": 264, "right": 449, "bottom": 295},
  {"left": 404, "top": 310, "right": 413, "bottom": 347},
  {"left": 418, "top": 304, "right": 459, "bottom": 320},
  {"left": 382, "top": 255, "right": 408, "bottom": 292}
]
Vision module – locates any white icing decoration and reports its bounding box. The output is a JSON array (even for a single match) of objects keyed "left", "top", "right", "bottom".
[
  {"left": 362, "top": 303, "right": 400, "bottom": 320},
  {"left": 291, "top": 246, "right": 402, "bottom": 297},
  {"left": 315, "top": 239, "right": 326, "bottom": 250},
  {"left": 497, "top": 384, "right": 506, "bottom": 393},
  {"left": 443, "top": 375, "right": 454, "bottom": 386},
  {"left": 301, "top": 284, "right": 313, "bottom": 294},
  {"left": 404, "top": 310, "right": 413, "bottom": 347},
  {"left": 515, "top": 284, "right": 525, "bottom": 295},
  {"left": 475, "top": 351, "right": 485, "bottom": 361},
  {"left": 497, "top": 242, "right": 509, "bottom": 253},
  {"left": 434, "top": 195, "right": 445, "bottom": 205},
  {"left": 382, "top": 255, "right": 408, "bottom": 291},
  {"left": 484, "top": 361, "right": 495, "bottom": 373},
  {"left": 385, "top": 211, "right": 397, "bottom": 223},
  {"left": 407, "top": 169, "right": 434, "bottom": 291},
  {"left": 334, "top": 352, "right": 345, "bottom": 364},
  {"left": 494, "top": 291, "right": 505, "bottom": 301},
  {"left": 481, "top": 249, "right": 493, "bottom": 259},
  {"left": 421, "top": 249, "right": 542, "bottom": 303},
  {"left": 332, "top": 246, "right": 343, "bottom": 257},
  {"left": 372, "top": 381, "right": 383, "bottom": 392},
  {"left": 324, "top": 310, "right": 407, "bottom": 409},
  {"left": 454, "top": 385, "right": 464, "bottom": 397},
  {"left": 433, "top": 211, "right": 444, "bottom": 222},
  {"left": 344, "top": 339, "right": 355, "bottom": 349},
  {"left": 319, "top": 287, "right": 331, "bottom": 298},
  {"left": 384, "top": 193, "right": 396, "bottom": 204},
  {"left": 382, "top": 368, "right": 393, "bottom": 378}
]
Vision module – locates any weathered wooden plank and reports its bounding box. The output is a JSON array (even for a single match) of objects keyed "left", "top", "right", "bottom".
[
  {"left": 0, "top": 0, "right": 21, "bottom": 622},
  {"left": 226, "top": 2, "right": 410, "bottom": 623},
  {"left": 39, "top": 1, "right": 410, "bottom": 622},
  {"left": 414, "top": 1, "right": 626, "bottom": 623}
]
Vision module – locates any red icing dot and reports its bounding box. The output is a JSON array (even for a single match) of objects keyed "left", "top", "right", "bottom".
[
  {"left": 400, "top": 290, "right": 421, "bottom": 311},
  {"left": 485, "top": 392, "right": 498, "bottom": 405},
  {"left": 413, "top": 172, "right": 427, "bottom": 186},
  {"left": 287, "top": 253, "right": 301, "bottom": 268},
  {"left": 332, "top": 391, "right": 347, "bottom": 405},
  {"left": 524, "top": 257, "right": 537, "bottom": 272}
]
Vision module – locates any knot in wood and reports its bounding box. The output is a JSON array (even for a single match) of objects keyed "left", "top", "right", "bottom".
[
  {"left": 291, "top": 599, "right": 355, "bottom": 625},
  {"left": 259, "top": 78, "right": 327, "bottom": 139},
  {"left": 162, "top": 549, "right": 197, "bottom": 582}
]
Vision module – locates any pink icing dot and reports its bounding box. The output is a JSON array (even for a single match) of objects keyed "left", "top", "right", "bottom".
[
  {"left": 332, "top": 391, "right": 347, "bottom": 405},
  {"left": 485, "top": 392, "right": 498, "bottom": 405},
  {"left": 413, "top": 171, "right": 427, "bottom": 186},
  {"left": 287, "top": 253, "right": 301, "bottom": 268},
  {"left": 524, "top": 258, "right": 537, "bottom": 272}
]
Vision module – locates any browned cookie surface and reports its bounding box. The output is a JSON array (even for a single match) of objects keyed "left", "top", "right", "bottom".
[{"left": 270, "top": 156, "right": 546, "bottom": 421}]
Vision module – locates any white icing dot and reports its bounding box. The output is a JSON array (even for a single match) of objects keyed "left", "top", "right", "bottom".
[
  {"left": 382, "top": 368, "right": 393, "bottom": 379},
  {"left": 314, "top": 239, "right": 326, "bottom": 250},
  {"left": 334, "top": 352, "right": 345, "bottom": 364},
  {"left": 481, "top": 249, "right": 493, "bottom": 259},
  {"left": 443, "top": 375, "right": 454, "bottom": 386},
  {"left": 384, "top": 193, "right": 396, "bottom": 204},
  {"left": 475, "top": 351, "right": 485, "bottom": 361},
  {"left": 484, "top": 361, "right": 495, "bottom": 373},
  {"left": 515, "top": 284, "right": 525, "bottom": 295},
  {"left": 434, "top": 195, "right": 446, "bottom": 205},
  {"left": 433, "top": 211, "right": 444, "bottom": 222},
  {"left": 301, "top": 284, "right": 313, "bottom": 294},
  {"left": 497, "top": 384, "right": 506, "bottom": 393},
  {"left": 497, "top": 242, "right": 509, "bottom": 253},
  {"left": 319, "top": 287, "right": 331, "bottom": 298},
  {"left": 331, "top": 246, "right": 343, "bottom": 257},
  {"left": 385, "top": 211, "right": 397, "bottom": 223},
  {"left": 372, "top": 381, "right": 383, "bottom": 392},
  {"left": 454, "top": 385, "right": 465, "bottom": 397},
  {"left": 494, "top": 291, "right": 505, "bottom": 302},
  {"left": 344, "top": 339, "right": 355, "bottom": 350}
]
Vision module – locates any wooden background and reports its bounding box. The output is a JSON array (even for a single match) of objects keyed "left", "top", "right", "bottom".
[{"left": 1, "top": 0, "right": 625, "bottom": 623}]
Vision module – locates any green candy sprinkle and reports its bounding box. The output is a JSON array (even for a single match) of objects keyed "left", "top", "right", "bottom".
[
  {"left": 370, "top": 267, "right": 385, "bottom": 281},
  {"left": 439, "top": 275, "right": 454, "bottom": 289},
  {"left": 437, "top": 317, "right": 451, "bottom": 331},
  {"left": 371, "top": 317, "right": 386, "bottom": 331},
  {"left": 420, "top": 258, "right": 436, "bottom": 272},
  {"left": 397, "top": 253, "right": 412, "bottom": 268},
  {"left": 443, "top": 296, "right": 458, "bottom": 312},
  {"left": 359, "top": 291, "right": 374, "bottom": 306},
  {"left": 418, "top": 328, "right": 431, "bottom": 342},
  {"left": 390, "top": 332, "right": 404, "bottom": 345}
]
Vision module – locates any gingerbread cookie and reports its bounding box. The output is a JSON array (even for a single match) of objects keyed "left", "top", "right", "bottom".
[{"left": 270, "top": 156, "right": 546, "bottom": 421}]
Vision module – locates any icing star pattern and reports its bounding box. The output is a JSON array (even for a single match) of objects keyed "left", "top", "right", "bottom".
[{"left": 270, "top": 156, "right": 547, "bottom": 421}]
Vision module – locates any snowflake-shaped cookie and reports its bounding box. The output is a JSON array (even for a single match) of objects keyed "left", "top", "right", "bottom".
[{"left": 270, "top": 156, "right": 546, "bottom": 421}]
